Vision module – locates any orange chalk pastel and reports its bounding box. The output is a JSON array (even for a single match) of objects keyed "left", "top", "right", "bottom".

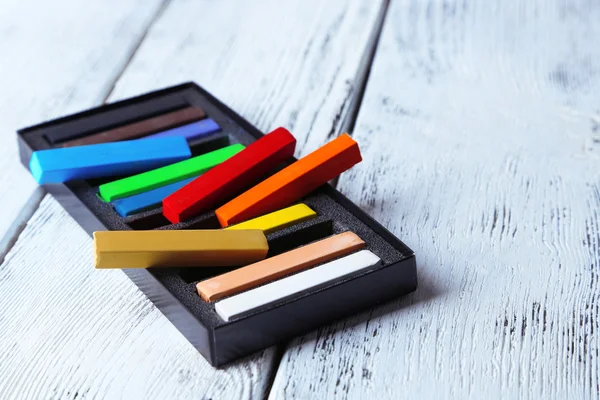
[{"left": 215, "top": 134, "right": 361, "bottom": 227}]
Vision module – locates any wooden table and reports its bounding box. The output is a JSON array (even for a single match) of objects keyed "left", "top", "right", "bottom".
[{"left": 1, "top": 1, "right": 599, "bottom": 398}]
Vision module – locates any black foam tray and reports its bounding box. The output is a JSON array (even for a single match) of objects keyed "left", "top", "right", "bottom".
[{"left": 16, "top": 82, "right": 417, "bottom": 367}]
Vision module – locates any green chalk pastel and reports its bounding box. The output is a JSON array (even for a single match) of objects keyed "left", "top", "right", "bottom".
[{"left": 98, "top": 144, "right": 245, "bottom": 202}]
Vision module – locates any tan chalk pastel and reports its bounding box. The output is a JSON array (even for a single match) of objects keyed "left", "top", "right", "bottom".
[{"left": 196, "top": 231, "right": 365, "bottom": 301}]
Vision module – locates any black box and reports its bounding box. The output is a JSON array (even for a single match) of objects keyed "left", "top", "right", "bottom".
[{"left": 17, "top": 82, "right": 417, "bottom": 367}]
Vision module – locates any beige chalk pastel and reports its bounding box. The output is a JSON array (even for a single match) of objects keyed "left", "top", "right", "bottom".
[{"left": 196, "top": 231, "right": 365, "bottom": 301}]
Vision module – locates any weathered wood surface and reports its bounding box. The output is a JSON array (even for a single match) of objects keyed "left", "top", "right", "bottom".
[
  {"left": 0, "top": 0, "right": 385, "bottom": 399},
  {"left": 270, "top": 0, "right": 600, "bottom": 399},
  {"left": 0, "top": 0, "right": 167, "bottom": 261}
]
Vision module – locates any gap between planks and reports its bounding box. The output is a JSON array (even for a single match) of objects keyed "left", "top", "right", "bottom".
[
  {"left": 328, "top": 0, "right": 390, "bottom": 189},
  {"left": 264, "top": 1, "right": 392, "bottom": 395},
  {"left": 0, "top": 187, "right": 44, "bottom": 265},
  {"left": 100, "top": 0, "right": 173, "bottom": 103}
]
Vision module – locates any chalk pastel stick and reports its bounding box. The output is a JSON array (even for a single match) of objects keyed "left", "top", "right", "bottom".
[
  {"left": 224, "top": 204, "right": 316, "bottom": 235},
  {"left": 215, "top": 133, "right": 361, "bottom": 227},
  {"left": 148, "top": 119, "right": 221, "bottom": 141},
  {"left": 29, "top": 136, "right": 191, "bottom": 184},
  {"left": 98, "top": 144, "right": 244, "bottom": 202},
  {"left": 60, "top": 107, "right": 206, "bottom": 147},
  {"left": 112, "top": 176, "right": 198, "bottom": 217},
  {"left": 163, "top": 127, "right": 296, "bottom": 224},
  {"left": 94, "top": 230, "right": 268, "bottom": 269},
  {"left": 215, "top": 250, "right": 381, "bottom": 321},
  {"left": 197, "top": 231, "right": 365, "bottom": 302}
]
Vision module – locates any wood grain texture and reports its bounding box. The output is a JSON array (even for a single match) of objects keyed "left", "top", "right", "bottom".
[
  {"left": 270, "top": 0, "right": 600, "bottom": 398},
  {"left": 0, "top": 0, "right": 166, "bottom": 261},
  {"left": 0, "top": 0, "right": 386, "bottom": 398}
]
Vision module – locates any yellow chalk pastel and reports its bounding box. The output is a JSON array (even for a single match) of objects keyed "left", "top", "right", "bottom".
[{"left": 224, "top": 204, "right": 316, "bottom": 234}]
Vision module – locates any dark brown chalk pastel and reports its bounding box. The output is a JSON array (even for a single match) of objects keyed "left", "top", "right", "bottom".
[{"left": 61, "top": 107, "right": 206, "bottom": 147}]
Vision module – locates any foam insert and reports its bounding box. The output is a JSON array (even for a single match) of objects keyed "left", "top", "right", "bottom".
[{"left": 22, "top": 123, "right": 409, "bottom": 329}]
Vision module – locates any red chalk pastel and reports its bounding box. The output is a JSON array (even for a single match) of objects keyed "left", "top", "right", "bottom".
[{"left": 163, "top": 127, "right": 296, "bottom": 223}]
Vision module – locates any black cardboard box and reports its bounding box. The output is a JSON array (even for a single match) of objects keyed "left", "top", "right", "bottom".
[{"left": 17, "top": 82, "right": 417, "bottom": 367}]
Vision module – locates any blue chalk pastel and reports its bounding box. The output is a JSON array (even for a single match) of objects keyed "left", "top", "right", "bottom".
[
  {"left": 148, "top": 119, "right": 221, "bottom": 141},
  {"left": 112, "top": 176, "right": 198, "bottom": 217},
  {"left": 29, "top": 136, "right": 191, "bottom": 184}
]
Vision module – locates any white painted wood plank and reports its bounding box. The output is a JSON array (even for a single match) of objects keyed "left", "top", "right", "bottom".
[
  {"left": 0, "top": 0, "right": 386, "bottom": 398},
  {"left": 0, "top": 0, "right": 166, "bottom": 260},
  {"left": 270, "top": 0, "right": 600, "bottom": 399}
]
